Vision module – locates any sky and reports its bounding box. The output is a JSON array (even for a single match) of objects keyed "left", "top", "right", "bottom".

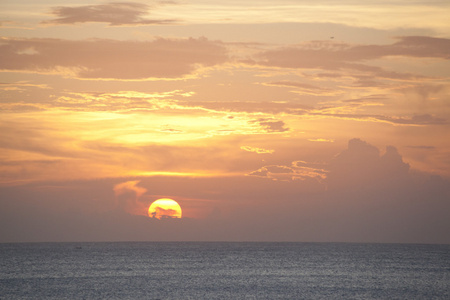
[{"left": 1, "top": 0, "right": 449, "bottom": 243}]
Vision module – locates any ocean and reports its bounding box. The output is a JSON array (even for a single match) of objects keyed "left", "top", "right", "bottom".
[{"left": 1, "top": 242, "right": 449, "bottom": 299}]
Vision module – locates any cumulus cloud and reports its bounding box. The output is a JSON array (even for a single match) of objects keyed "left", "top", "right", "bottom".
[
  {"left": 113, "top": 180, "right": 148, "bottom": 215},
  {"left": 317, "top": 139, "right": 450, "bottom": 242},
  {"left": 327, "top": 138, "right": 410, "bottom": 190},
  {"left": 42, "top": 2, "right": 177, "bottom": 26},
  {"left": 249, "top": 139, "right": 415, "bottom": 186},
  {"left": 0, "top": 37, "right": 228, "bottom": 79},
  {"left": 244, "top": 138, "right": 449, "bottom": 242}
]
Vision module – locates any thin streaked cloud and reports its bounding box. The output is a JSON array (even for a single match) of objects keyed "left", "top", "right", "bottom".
[{"left": 42, "top": 2, "right": 178, "bottom": 26}]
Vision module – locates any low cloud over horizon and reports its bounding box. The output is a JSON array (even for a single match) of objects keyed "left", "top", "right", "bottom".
[{"left": 1, "top": 138, "right": 449, "bottom": 243}]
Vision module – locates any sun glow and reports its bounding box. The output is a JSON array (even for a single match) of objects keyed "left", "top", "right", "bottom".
[{"left": 148, "top": 198, "right": 182, "bottom": 220}]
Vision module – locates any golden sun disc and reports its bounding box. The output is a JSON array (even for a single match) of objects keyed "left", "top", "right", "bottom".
[{"left": 148, "top": 198, "right": 182, "bottom": 220}]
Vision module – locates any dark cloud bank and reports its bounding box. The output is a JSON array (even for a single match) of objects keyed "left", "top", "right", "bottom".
[{"left": 0, "top": 139, "right": 449, "bottom": 244}]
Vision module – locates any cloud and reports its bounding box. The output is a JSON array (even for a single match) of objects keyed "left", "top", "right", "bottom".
[
  {"left": 327, "top": 138, "right": 410, "bottom": 190},
  {"left": 113, "top": 180, "right": 148, "bottom": 215},
  {"left": 263, "top": 80, "right": 340, "bottom": 96},
  {"left": 248, "top": 138, "right": 413, "bottom": 185},
  {"left": 317, "top": 139, "right": 450, "bottom": 242},
  {"left": 251, "top": 118, "right": 289, "bottom": 133},
  {"left": 405, "top": 145, "right": 436, "bottom": 150},
  {"left": 79, "top": 139, "right": 263, "bottom": 178},
  {"left": 240, "top": 146, "right": 274, "bottom": 154},
  {"left": 243, "top": 138, "right": 449, "bottom": 242},
  {"left": 248, "top": 163, "right": 328, "bottom": 182},
  {"left": 308, "top": 138, "right": 334, "bottom": 142},
  {"left": 113, "top": 180, "right": 147, "bottom": 198},
  {"left": 249, "top": 160, "right": 328, "bottom": 181},
  {"left": 42, "top": 2, "right": 177, "bottom": 26},
  {"left": 256, "top": 36, "right": 450, "bottom": 75},
  {"left": 51, "top": 90, "right": 191, "bottom": 111},
  {"left": 150, "top": 207, "right": 178, "bottom": 219},
  {"left": 304, "top": 112, "right": 447, "bottom": 126},
  {"left": 0, "top": 37, "right": 228, "bottom": 79},
  {"left": 0, "top": 81, "right": 50, "bottom": 91},
  {"left": 184, "top": 100, "right": 311, "bottom": 114},
  {"left": 389, "top": 36, "right": 450, "bottom": 59},
  {"left": 292, "top": 161, "right": 328, "bottom": 180},
  {"left": 0, "top": 152, "right": 449, "bottom": 243},
  {"left": 248, "top": 165, "right": 296, "bottom": 181}
]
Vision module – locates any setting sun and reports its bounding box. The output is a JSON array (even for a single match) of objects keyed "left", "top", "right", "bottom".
[{"left": 148, "top": 198, "right": 182, "bottom": 220}]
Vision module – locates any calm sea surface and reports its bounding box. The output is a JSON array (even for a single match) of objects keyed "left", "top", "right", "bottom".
[{"left": 1, "top": 242, "right": 449, "bottom": 299}]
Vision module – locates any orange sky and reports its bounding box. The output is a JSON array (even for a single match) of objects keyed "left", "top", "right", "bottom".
[{"left": 1, "top": 0, "right": 449, "bottom": 243}]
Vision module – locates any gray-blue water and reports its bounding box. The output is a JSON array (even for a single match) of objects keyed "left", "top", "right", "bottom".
[{"left": 1, "top": 242, "right": 449, "bottom": 299}]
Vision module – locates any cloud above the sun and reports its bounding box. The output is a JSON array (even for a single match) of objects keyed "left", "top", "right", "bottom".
[
  {"left": 3, "top": 36, "right": 449, "bottom": 82},
  {"left": 256, "top": 36, "right": 450, "bottom": 72},
  {"left": 0, "top": 37, "right": 227, "bottom": 80}
]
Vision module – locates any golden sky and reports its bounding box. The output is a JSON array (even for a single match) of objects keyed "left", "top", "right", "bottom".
[{"left": 1, "top": 0, "right": 449, "bottom": 243}]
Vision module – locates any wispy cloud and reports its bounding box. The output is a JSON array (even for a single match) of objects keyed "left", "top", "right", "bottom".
[
  {"left": 405, "top": 145, "right": 436, "bottom": 150},
  {"left": 240, "top": 146, "right": 274, "bottom": 154},
  {"left": 307, "top": 112, "right": 447, "bottom": 126},
  {"left": 256, "top": 36, "right": 450, "bottom": 74},
  {"left": 42, "top": 2, "right": 177, "bottom": 26},
  {"left": 248, "top": 165, "right": 295, "bottom": 181},
  {"left": 251, "top": 118, "right": 289, "bottom": 133},
  {"left": 263, "top": 81, "right": 340, "bottom": 96},
  {"left": 248, "top": 161, "right": 328, "bottom": 181},
  {"left": 0, "top": 37, "right": 227, "bottom": 80},
  {"left": 308, "top": 138, "right": 334, "bottom": 142}
]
